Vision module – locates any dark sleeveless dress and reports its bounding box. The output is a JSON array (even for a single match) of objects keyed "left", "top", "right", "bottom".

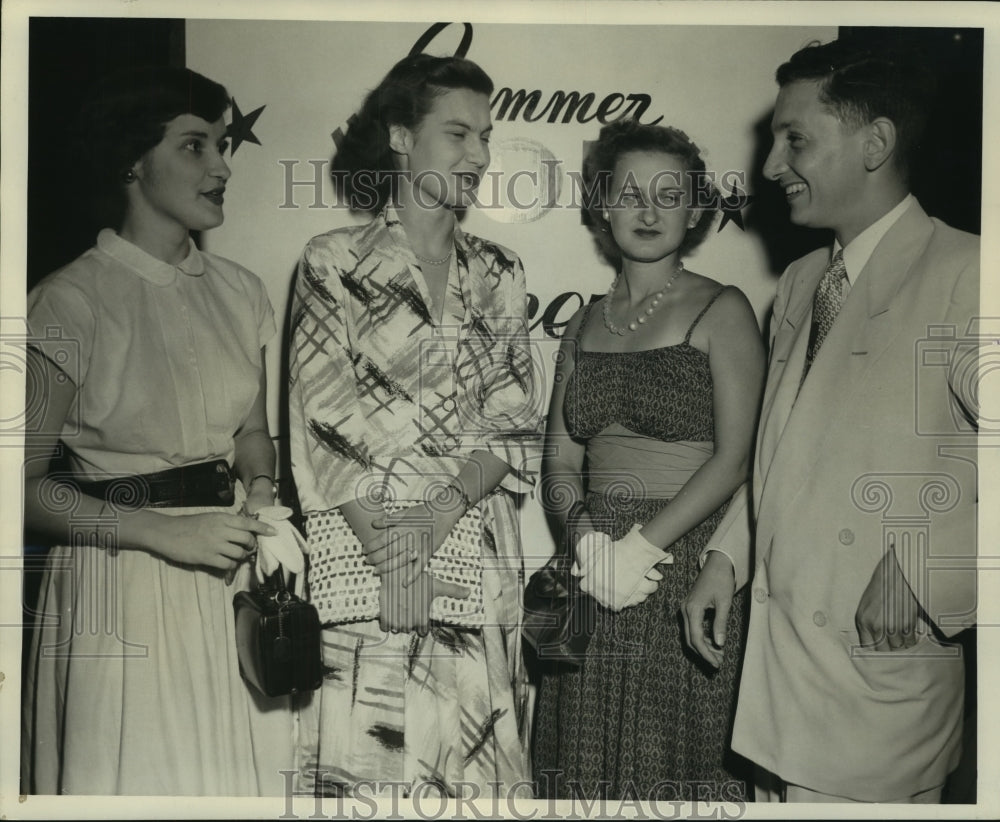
[{"left": 532, "top": 288, "right": 749, "bottom": 800}]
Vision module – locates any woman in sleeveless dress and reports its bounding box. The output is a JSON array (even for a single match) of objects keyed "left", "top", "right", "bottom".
[
  {"left": 532, "top": 120, "right": 765, "bottom": 800},
  {"left": 21, "top": 68, "right": 292, "bottom": 795}
]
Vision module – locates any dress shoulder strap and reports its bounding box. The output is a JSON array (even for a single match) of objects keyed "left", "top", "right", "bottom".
[
  {"left": 684, "top": 286, "right": 728, "bottom": 344},
  {"left": 576, "top": 301, "right": 595, "bottom": 342}
]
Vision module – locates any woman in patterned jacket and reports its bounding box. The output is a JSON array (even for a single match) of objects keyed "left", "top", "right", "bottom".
[{"left": 288, "top": 54, "right": 542, "bottom": 798}]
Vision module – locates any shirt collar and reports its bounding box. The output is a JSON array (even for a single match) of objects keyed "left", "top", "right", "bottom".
[
  {"left": 833, "top": 193, "right": 915, "bottom": 286},
  {"left": 370, "top": 206, "right": 473, "bottom": 327},
  {"left": 365, "top": 205, "right": 466, "bottom": 257},
  {"left": 97, "top": 228, "right": 205, "bottom": 285}
]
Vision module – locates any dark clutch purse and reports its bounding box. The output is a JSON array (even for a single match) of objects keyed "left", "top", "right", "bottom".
[
  {"left": 233, "top": 570, "right": 323, "bottom": 698},
  {"left": 522, "top": 553, "right": 594, "bottom": 667}
]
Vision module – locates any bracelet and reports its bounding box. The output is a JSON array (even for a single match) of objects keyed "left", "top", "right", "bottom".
[{"left": 247, "top": 474, "right": 278, "bottom": 496}]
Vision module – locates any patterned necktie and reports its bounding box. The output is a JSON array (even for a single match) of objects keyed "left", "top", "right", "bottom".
[{"left": 801, "top": 249, "right": 848, "bottom": 383}]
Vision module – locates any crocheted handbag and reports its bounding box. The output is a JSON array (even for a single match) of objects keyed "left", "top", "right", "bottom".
[{"left": 307, "top": 501, "right": 485, "bottom": 628}]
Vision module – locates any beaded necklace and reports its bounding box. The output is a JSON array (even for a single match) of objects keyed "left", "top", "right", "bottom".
[{"left": 602, "top": 263, "right": 684, "bottom": 336}]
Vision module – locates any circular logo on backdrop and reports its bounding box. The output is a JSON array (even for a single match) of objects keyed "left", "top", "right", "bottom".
[{"left": 477, "top": 137, "right": 562, "bottom": 224}]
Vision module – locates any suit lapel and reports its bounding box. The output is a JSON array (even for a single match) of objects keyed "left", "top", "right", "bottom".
[
  {"left": 755, "top": 204, "right": 936, "bottom": 553},
  {"left": 755, "top": 249, "right": 828, "bottom": 489},
  {"left": 853, "top": 204, "right": 935, "bottom": 355}
]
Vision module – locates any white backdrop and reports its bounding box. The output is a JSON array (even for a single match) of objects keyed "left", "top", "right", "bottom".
[{"left": 187, "top": 20, "right": 833, "bottom": 567}]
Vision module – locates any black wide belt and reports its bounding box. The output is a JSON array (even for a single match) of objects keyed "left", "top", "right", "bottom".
[{"left": 75, "top": 459, "right": 235, "bottom": 509}]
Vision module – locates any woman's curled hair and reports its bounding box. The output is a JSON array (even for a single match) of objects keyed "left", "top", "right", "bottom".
[
  {"left": 583, "top": 119, "right": 719, "bottom": 264},
  {"left": 331, "top": 53, "right": 494, "bottom": 213}
]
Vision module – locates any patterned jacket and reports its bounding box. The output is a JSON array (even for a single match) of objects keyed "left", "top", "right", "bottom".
[{"left": 289, "top": 208, "right": 543, "bottom": 514}]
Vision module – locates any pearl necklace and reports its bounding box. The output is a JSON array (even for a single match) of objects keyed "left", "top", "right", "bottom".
[
  {"left": 602, "top": 263, "right": 684, "bottom": 336},
  {"left": 413, "top": 248, "right": 453, "bottom": 266}
]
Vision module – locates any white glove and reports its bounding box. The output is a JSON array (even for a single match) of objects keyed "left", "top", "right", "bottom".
[
  {"left": 570, "top": 530, "right": 614, "bottom": 578},
  {"left": 573, "top": 524, "right": 673, "bottom": 611},
  {"left": 253, "top": 505, "right": 307, "bottom": 584}
]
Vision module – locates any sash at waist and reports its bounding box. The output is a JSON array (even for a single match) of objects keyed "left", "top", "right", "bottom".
[{"left": 586, "top": 434, "right": 714, "bottom": 499}]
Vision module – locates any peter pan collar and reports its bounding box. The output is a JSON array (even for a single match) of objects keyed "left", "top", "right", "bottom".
[{"left": 97, "top": 228, "right": 206, "bottom": 285}]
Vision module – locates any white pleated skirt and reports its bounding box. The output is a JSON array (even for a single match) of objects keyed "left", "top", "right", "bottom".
[{"left": 21, "top": 497, "right": 295, "bottom": 796}]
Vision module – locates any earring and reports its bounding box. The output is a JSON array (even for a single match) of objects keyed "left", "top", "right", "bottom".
[{"left": 122, "top": 169, "right": 136, "bottom": 183}]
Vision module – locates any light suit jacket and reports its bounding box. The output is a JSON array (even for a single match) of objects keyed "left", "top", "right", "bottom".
[{"left": 706, "top": 202, "right": 979, "bottom": 800}]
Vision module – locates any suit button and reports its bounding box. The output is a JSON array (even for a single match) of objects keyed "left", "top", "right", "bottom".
[
  {"left": 812, "top": 611, "right": 827, "bottom": 627},
  {"left": 754, "top": 588, "right": 767, "bottom": 603},
  {"left": 839, "top": 529, "right": 855, "bottom": 545}
]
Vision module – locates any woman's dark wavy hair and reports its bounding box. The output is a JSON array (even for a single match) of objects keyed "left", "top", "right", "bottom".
[
  {"left": 776, "top": 38, "right": 936, "bottom": 182},
  {"left": 75, "top": 67, "right": 230, "bottom": 230},
  {"left": 582, "top": 119, "right": 718, "bottom": 266},
  {"left": 331, "top": 54, "right": 494, "bottom": 213}
]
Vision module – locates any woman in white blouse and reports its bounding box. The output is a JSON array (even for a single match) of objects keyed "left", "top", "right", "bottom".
[{"left": 21, "top": 67, "right": 291, "bottom": 796}]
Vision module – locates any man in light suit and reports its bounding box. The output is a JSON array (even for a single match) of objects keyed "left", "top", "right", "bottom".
[{"left": 683, "top": 38, "right": 980, "bottom": 803}]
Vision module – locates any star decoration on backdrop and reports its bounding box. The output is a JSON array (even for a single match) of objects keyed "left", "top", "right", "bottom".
[
  {"left": 227, "top": 98, "right": 266, "bottom": 155},
  {"left": 717, "top": 183, "right": 755, "bottom": 232}
]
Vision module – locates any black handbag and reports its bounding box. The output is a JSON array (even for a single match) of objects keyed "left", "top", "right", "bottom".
[
  {"left": 233, "top": 570, "right": 323, "bottom": 698},
  {"left": 522, "top": 553, "right": 595, "bottom": 667}
]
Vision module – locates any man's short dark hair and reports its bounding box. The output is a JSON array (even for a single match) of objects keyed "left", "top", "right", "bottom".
[{"left": 776, "top": 38, "right": 937, "bottom": 180}]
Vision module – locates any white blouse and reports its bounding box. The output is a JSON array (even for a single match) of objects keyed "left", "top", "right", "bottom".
[{"left": 27, "top": 229, "right": 275, "bottom": 479}]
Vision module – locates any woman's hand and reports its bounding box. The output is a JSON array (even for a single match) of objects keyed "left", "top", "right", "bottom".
[
  {"left": 573, "top": 526, "right": 668, "bottom": 611},
  {"left": 145, "top": 511, "right": 277, "bottom": 571},
  {"left": 363, "top": 502, "right": 460, "bottom": 584},
  {"left": 378, "top": 568, "right": 470, "bottom": 636}
]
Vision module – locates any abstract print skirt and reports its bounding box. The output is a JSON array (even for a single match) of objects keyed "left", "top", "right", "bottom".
[{"left": 294, "top": 491, "right": 532, "bottom": 799}]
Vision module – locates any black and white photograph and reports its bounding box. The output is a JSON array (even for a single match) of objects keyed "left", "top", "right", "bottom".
[{"left": 1, "top": 0, "right": 996, "bottom": 818}]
